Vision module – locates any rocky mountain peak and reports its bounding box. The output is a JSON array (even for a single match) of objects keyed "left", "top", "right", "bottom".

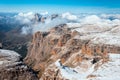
[{"left": 24, "top": 24, "right": 120, "bottom": 80}]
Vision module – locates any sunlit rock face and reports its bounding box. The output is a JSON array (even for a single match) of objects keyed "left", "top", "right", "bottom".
[
  {"left": 24, "top": 23, "right": 120, "bottom": 80},
  {"left": 0, "top": 49, "right": 38, "bottom": 80}
]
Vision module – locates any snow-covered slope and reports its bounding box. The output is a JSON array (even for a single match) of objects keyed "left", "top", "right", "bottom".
[
  {"left": 0, "top": 49, "right": 38, "bottom": 80},
  {"left": 87, "top": 54, "right": 120, "bottom": 80},
  {"left": 54, "top": 53, "right": 120, "bottom": 80},
  {"left": 0, "top": 49, "right": 21, "bottom": 66},
  {"left": 67, "top": 22, "right": 120, "bottom": 47},
  {"left": 55, "top": 59, "right": 95, "bottom": 80}
]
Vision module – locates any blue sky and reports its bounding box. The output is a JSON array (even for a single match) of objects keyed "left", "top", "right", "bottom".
[{"left": 0, "top": 0, "right": 120, "bottom": 13}]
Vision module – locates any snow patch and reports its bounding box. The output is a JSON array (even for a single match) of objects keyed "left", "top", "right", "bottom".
[
  {"left": 55, "top": 60, "right": 95, "bottom": 80},
  {"left": 0, "top": 49, "right": 21, "bottom": 66},
  {"left": 88, "top": 54, "right": 120, "bottom": 80}
]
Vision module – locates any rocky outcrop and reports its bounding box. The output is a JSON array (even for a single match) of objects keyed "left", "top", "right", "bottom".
[
  {"left": 24, "top": 24, "right": 71, "bottom": 77},
  {"left": 24, "top": 24, "right": 120, "bottom": 80},
  {"left": 0, "top": 63, "right": 38, "bottom": 80},
  {"left": 0, "top": 49, "right": 38, "bottom": 80}
]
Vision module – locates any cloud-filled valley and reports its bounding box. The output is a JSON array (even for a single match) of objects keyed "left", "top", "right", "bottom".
[{"left": 0, "top": 12, "right": 120, "bottom": 35}]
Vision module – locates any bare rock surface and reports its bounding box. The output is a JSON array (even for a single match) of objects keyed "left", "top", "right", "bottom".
[
  {"left": 0, "top": 49, "right": 38, "bottom": 80},
  {"left": 24, "top": 24, "right": 120, "bottom": 80}
]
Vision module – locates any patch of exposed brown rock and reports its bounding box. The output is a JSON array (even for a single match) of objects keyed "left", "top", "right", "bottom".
[{"left": 24, "top": 24, "right": 120, "bottom": 79}]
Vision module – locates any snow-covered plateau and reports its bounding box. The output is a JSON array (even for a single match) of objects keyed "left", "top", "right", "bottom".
[{"left": 54, "top": 53, "right": 120, "bottom": 80}]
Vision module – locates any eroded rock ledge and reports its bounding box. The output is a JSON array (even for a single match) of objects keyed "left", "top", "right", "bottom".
[
  {"left": 0, "top": 49, "right": 38, "bottom": 80},
  {"left": 24, "top": 24, "right": 120, "bottom": 80}
]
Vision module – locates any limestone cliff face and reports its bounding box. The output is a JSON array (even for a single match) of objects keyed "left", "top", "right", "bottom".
[
  {"left": 24, "top": 24, "right": 120, "bottom": 79},
  {"left": 24, "top": 24, "right": 72, "bottom": 77}
]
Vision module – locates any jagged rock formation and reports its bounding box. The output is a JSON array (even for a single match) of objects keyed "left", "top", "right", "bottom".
[
  {"left": 24, "top": 24, "right": 120, "bottom": 80},
  {"left": 0, "top": 49, "right": 38, "bottom": 80}
]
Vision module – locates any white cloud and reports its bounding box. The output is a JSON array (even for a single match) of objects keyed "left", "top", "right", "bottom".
[
  {"left": 32, "top": 17, "right": 67, "bottom": 33},
  {"left": 14, "top": 12, "right": 35, "bottom": 24},
  {"left": 16, "top": 12, "right": 67, "bottom": 34},
  {"left": 101, "top": 14, "right": 120, "bottom": 19},
  {"left": 62, "top": 12, "right": 78, "bottom": 20},
  {"left": 79, "top": 15, "right": 120, "bottom": 28},
  {"left": 40, "top": 11, "right": 48, "bottom": 15},
  {"left": 81, "top": 15, "right": 101, "bottom": 25},
  {"left": 21, "top": 26, "right": 32, "bottom": 35},
  {"left": 13, "top": 12, "right": 120, "bottom": 35}
]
